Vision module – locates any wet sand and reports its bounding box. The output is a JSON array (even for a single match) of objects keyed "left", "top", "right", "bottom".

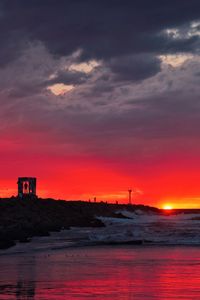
[{"left": 0, "top": 246, "right": 200, "bottom": 299}]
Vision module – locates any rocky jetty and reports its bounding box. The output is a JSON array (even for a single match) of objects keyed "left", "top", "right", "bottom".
[{"left": 0, "top": 197, "right": 159, "bottom": 249}]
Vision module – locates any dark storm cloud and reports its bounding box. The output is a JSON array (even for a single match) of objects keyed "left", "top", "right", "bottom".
[
  {"left": 0, "top": 0, "right": 199, "bottom": 134},
  {"left": 107, "top": 54, "right": 161, "bottom": 82},
  {"left": 0, "top": 32, "right": 27, "bottom": 67},
  {"left": 1, "top": 0, "right": 200, "bottom": 66},
  {"left": 7, "top": 84, "right": 42, "bottom": 98},
  {"left": 14, "top": 90, "right": 200, "bottom": 143},
  {"left": 65, "top": 92, "right": 200, "bottom": 143},
  {"left": 46, "top": 70, "right": 89, "bottom": 86},
  {"left": 6, "top": 69, "right": 89, "bottom": 98}
]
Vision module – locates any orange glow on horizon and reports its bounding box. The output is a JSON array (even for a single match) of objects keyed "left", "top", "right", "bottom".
[
  {"left": 1, "top": 141, "right": 200, "bottom": 208},
  {"left": 162, "top": 205, "right": 173, "bottom": 210}
]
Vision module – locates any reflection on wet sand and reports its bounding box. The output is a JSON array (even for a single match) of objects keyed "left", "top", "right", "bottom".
[
  {"left": 0, "top": 247, "right": 200, "bottom": 299},
  {"left": 16, "top": 281, "right": 35, "bottom": 299},
  {"left": 0, "top": 255, "right": 36, "bottom": 299},
  {"left": 0, "top": 281, "right": 35, "bottom": 299}
]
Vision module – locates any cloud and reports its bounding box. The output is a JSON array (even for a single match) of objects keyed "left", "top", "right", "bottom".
[
  {"left": 1, "top": 1, "right": 200, "bottom": 65},
  {"left": 0, "top": 1, "right": 200, "bottom": 203},
  {"left": 47, "top": 83, "right": 74, "bottom": 96},
  {"left": 107, "top": 54, "right": 161, "bottom": 82},
  {"left": 47, "top": 69, "right": 89, "bottom": 86}
]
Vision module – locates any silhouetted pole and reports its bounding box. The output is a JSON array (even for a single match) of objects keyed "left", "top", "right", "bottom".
[{"left": 128, "top": 189, "right": 132, "bottom": 205}]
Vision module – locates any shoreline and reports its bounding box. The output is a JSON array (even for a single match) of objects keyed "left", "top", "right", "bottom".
[{"left": 0, "top": 197, "right": 158, "bottom": 249}]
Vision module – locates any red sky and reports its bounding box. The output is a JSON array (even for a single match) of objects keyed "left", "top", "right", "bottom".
[{"left": 1, "top": 131, "right": 200, "bottom": 208}]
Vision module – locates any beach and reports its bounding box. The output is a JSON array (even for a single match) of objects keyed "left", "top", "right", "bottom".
[
  {"left": 0, "top": 245, "right": 200, "bottom": 299},
  {"left": 1, "top": 210, "right": 200, "bottom": 299},
  {"left": 1, "top": 201, "right": 200, "bottom": 300}
]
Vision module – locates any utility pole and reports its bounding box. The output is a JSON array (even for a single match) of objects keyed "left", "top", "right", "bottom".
[{"left": 128, "top": 189, "right": 132, "bottom": 205}]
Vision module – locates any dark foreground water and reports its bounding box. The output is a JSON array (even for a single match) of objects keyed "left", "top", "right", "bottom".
[{"left": 0, "top": 246, "right": 200, "bottom": 299}]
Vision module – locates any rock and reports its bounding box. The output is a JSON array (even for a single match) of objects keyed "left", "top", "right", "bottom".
[
  {"left": 0, "top": 239, "right": 16, "bottom": 249},
  {"left": 19, "top": 237, "right": 31, "bottom": 243},
  {"left": 0, "top": 197, "right": 159, "bottom": 249}
]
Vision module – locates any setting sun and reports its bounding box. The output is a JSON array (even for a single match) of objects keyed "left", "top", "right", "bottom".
[{"left": 163, "top": 205, "right": 173, "bottom": 210}]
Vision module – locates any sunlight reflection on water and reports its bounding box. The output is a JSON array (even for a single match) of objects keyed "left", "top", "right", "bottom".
[{"left": 0, "top": 246, "right": 200, "bottom": 299}]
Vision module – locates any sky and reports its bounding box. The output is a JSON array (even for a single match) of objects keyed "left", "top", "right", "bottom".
[{"left": 0, "top": 1, "right": 200, "bottom": 208}]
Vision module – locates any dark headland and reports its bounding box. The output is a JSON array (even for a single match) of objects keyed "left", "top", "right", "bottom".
[{"left": 0, "top": 197, "right": 159, "bottom": 249}]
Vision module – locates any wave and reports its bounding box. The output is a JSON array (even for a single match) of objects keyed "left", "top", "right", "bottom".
[
  {"left": 89, "top": 210, "right": 200, "bottom": 245},
  {"left": 1, "top": 211, "right": 200, "bottom": 255}
]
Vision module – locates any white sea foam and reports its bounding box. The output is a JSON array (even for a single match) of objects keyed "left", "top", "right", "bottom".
[
  {"left": 1, "top": 211, "right": 200, "bottom": 255},
  {"left": 88, "top": 211, "right": 200, "bottom": 245}
]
